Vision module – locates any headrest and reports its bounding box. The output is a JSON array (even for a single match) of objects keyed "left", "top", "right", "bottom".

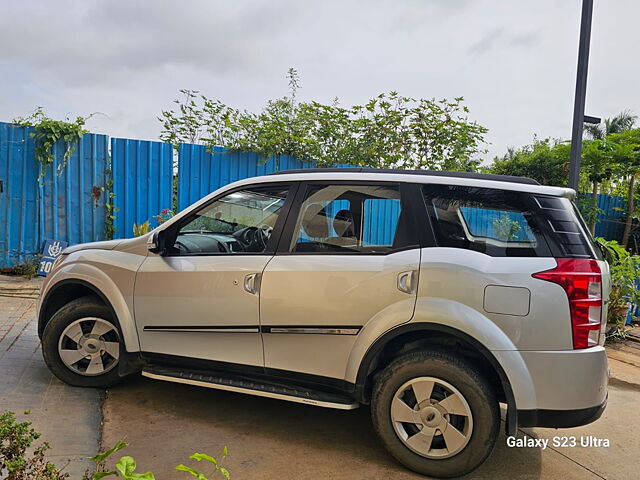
[
  {"left": 333, "top": 209, "right": 355, "bottom": 237},
  {"left": 301, "top": 204, "right": 329, "bottom": 238}
]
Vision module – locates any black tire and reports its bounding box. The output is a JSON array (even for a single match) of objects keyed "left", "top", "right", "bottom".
[
  {"left": 42, "top": 296, "right": 124, "bottom": 388},
  {"left": 371, "top": 349, "right": 499, "bottom": 478}
]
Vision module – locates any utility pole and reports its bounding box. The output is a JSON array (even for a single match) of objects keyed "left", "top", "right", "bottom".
[{"left": 568, "top": 0, "right": 594, "bottom": 191}]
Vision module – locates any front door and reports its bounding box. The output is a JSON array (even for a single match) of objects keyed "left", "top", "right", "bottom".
[
  {"left": 260, "top": 182, "right": 422, "bottom": 380},
  {"left": 134, "top": 182, "right": 293, "bottom": 368}
]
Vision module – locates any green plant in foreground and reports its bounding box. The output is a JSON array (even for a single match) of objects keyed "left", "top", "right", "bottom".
[
  {"left": 86, "top": 439, "right": 230, "bottom": 480},
  {"left": 84, "top": 440, "right": 155, "bottom": 480},
  {"left": 1, "top": 411, "right": 230, "bottom": 480},
  {"left": 176, "top": 448, "right": 230, "bottom": 480},
  {"left": 0, "top": 411, "right": 68, "bottom": 480},
  {"left": 596, "top": 237, "right": 640, "bottom": 340}
]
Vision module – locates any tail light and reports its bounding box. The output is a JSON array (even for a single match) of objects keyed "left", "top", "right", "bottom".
[{"left": 533, "top": 258, "right": 602, "bottom": 349}]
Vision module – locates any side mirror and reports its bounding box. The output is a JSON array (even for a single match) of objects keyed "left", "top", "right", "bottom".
[{"left": 147, "top": 230, "right": 167, "bottom": 255}]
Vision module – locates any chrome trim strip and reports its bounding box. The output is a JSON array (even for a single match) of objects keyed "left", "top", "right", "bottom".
[
  {"left": 267, "top": 327, "right": 360, "bottom": 335},
  {"left": 143, "top": 327, "right": 259, "bottom": 333},
  {"left": 141, "top": 371, "right": 360, "bottom": 410}
]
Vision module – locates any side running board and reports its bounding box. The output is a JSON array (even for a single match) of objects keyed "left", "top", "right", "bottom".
[{"left": 142, "top": 366, "right": 359, "bottom": 410}]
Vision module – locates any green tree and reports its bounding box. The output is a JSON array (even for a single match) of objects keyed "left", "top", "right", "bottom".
[
  {"left": 608, "top": 129, "right": 640, "bottom": 246},
  {"left": 158, "top": 70, "right": 488, "bottom": 171},
  {"left": 484, "top": 138, "right": 570, "bottom": 186},
  {"left": 580, "top": 138, "right": 617, "bottom": 232},
  {"left": 584, "top": 110, "right": 637, "bottom": 140}
]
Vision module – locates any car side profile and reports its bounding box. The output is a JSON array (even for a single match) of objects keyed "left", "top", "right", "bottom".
[{"left": 37, "top": 169, "right": 609, "bottom": 478}]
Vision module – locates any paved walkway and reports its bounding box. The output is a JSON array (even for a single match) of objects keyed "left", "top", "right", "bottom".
[{"left": 0, "top": 285, "right": 101, "bottom": 478}]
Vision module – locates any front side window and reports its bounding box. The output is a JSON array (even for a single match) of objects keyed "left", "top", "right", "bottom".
[
  {"left": 289, "top": 183, "right": 412, "bottom": 253},
  {"left": 173, "top": 185, "right": 289, "bottom": 255},
  {"left": 423, "top": 185, "right": 548, "bottom": 257}
]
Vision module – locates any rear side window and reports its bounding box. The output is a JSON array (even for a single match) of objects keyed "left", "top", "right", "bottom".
[
  {"left": 422, "top": 185, "right": 550, "bottom": 257},
  {"left": 289, "top": 183, "right": 415, "bottom": 253}
]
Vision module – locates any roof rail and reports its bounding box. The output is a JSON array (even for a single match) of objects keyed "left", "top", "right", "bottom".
[{"left": 267, "top": 168, "right": 540, "bottom": 185}]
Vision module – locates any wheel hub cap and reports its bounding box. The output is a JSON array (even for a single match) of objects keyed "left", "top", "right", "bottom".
[
  {"left": 390, "top": 376, "right": 473, "bottom": 459},
  {"left": 58, "top": 317, "right": 120, "bottom": 376},
  {"left": 420, "top": 405, "right": 443, "bottom": 428}
]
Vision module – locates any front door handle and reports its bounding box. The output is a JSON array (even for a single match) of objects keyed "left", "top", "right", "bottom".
[
  {"left": 397, "top": 270, "right": 417, "bottom": 295},
  {"left": 244, "top": 273, "right": 261, "bottom": 295}
]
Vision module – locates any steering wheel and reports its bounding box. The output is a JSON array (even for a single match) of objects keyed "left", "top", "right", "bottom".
[{"left": 237, "top": 225, "right": 272, "bottom": 251}]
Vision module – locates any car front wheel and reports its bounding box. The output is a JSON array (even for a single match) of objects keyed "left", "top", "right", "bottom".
[
  {"left": 42, "top": 296, "right": 123, "bottom": 387},
  {"left": 371, "top": 349, "right": 499, "bottom": 478}
]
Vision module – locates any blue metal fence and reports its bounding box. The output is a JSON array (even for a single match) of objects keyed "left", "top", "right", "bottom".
[
  {"left": 0, "top": 122, "right": 108, "bottom": 268},
  {"left": 111, "top": 138, "right": 173, "bottom": 238},
  {"left": 0, "top": 120, "right": 632, "bottom": 268},
  {"left": 581, "top": 193, "right": 626, "bottom": 239},
  {"left": 39, "top": 132, "right": 109, "bottom": 245},
  {"left": 0, "top": 123, "right": 38, "bottom": 267},
  {"left": 177, "top": 144, "right": 314, "bottom": 210}
]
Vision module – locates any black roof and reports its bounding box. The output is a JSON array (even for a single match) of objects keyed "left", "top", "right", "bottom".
[{"left": 268, "top": 168, "right": 540, "bottom": 186}]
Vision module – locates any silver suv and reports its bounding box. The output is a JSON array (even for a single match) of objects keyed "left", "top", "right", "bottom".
[{"left": 37, "top": 169, "right": 609, "bottom": 478}]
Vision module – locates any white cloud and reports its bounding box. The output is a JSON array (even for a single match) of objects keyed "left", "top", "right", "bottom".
[{"left": 0, "top": 0, "right": 637, "bottom": 160}]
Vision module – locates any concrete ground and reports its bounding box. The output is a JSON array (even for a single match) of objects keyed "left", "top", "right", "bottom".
[
  {"left": 0, "top": 277, "right": 101, "bottom": 478},
  {"left": 1, "top": 278, "right": 638, "bottom": 479},
  {"left": 101, "top": 358, "right": 639, "bottom": 480}
]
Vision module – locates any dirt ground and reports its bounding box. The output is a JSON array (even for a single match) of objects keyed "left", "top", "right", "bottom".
[{"left": 101, "top": 357, "right": 640, "bottom": 480}]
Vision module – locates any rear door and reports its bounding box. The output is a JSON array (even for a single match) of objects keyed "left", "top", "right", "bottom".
[{"left": 259, "top": 182, "right": 423, "bottom": 379}]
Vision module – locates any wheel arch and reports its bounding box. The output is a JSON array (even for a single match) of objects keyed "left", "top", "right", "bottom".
[
  {"left": 38, "top": 278, "right": 140, "bottom": 354},
  {"left": 354, "top": 323, "right": 519, "bottom": 436}
]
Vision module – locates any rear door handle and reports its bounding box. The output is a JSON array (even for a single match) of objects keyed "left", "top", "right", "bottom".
[
  {"left": 244, "top": 273, "right": 261, "bottom": 295},
  {"left": 397, "top": 270, "right": 417, "bottom": 295}
]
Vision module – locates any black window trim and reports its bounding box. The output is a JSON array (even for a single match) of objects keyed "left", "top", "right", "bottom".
[
  {"left": 275, "top": 180, "right": 426, "bottom": 256},
  {"left": 162, "top": 181, "right": 300, "bottom": 257}
]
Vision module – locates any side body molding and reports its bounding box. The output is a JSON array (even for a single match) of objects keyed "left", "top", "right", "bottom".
[{"left": 38, "top": 253, "right": 143, "bottom": 352}]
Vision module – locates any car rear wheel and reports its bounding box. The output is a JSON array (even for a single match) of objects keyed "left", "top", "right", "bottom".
[
  {"left": 42, "top": 296, "right": 123, "bottom": 387},
  {"left": 371, "top": 349, "right": 499, "bottom": 478}
]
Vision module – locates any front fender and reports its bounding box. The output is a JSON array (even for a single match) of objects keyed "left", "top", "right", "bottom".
[{"left": 40, "top": 253, "right": 142, "bottom": 352}]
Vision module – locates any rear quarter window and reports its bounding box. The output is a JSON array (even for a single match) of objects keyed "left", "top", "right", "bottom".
[{"left": 422, "top": 185, "right": 551, "bottom": 257}]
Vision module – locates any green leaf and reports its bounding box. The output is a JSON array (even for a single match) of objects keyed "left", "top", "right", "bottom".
[
  {"left": 190, "top": 453, "right": 218, "bottom": 465},
  {"left": 176, "top": 464, "right": 206, "bottom": 480},
  {"left": 116, "top": 456, "right": 136, "bottom": 477},
  {"left": 89, "top": 440, "right": 128, "bottom": 463},
  {"left": 93, "top": 471, "right": 118, "bottom": 479},
  {"left": 129, "top": 473, "right": 155, "bottom": 480}
]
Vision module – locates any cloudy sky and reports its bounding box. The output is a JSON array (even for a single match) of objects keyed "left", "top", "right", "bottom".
[{"left": 0, "top": 0, "right": 637, "bottom": 161}]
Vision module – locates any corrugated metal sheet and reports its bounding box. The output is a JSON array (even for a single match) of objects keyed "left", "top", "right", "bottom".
[
  {"left": 177, "top": 145, "right": 311, "bottom": 210},
  {"left": 39, "top": 132, "right": 108, "bottom": 245},
  {"left": 0, "top": 122, "right": 108, "bottom": 268},
  {"left": 0, "top": 123, "right": 38, "bottom": 267},
  {"left": 588, "top": 193, "right": 626, "bottom": 241},
  {"left": 111, "top": 138, "right": 173, "bottom": 238}
]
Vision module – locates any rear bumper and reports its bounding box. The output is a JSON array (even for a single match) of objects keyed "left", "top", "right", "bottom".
[
  {"left": 518, "top": 346, "right": 608, "bottom": 411},
  {"left": 517, "top": 395, "right": 607, "bottom": 428}
]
